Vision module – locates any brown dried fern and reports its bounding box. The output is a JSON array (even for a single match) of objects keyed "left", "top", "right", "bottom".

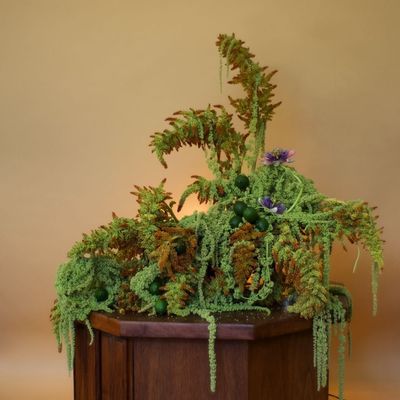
[
  {"left": 150, "top": 226, "right": 197, "bottom": 278},
  {"left": 229, "top": 223, "right": 265, "bottom": 292}
]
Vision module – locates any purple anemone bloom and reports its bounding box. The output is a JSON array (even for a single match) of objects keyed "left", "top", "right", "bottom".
[
  {"left": 263, "top": 148, "right": 295, "bottom": 166},
  {"left": 259, "top": 196, "right": 286, "bottom": 214}
]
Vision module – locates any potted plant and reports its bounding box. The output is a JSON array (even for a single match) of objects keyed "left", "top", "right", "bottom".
[{"left": 51, "top": 34, "right": 383, "bottom": 400}]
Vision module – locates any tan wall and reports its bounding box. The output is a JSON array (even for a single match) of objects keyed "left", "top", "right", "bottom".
[{"left": 1, "top": 1, "right": 399, "bottom": 399}]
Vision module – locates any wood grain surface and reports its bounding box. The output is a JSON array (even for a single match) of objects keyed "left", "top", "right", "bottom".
[
  {"left": 89, "top": 309, "right": 312, "bottom": 340},
  {"left": 74, "top": 310, "right": 329, "bottom": 399}
]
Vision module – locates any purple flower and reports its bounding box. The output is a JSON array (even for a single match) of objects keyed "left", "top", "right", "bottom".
[
  {"left": 263, "top": 148, "right": 295, "bottom": 166},
  {"left": 259, "top": 196, "right": 274, "bottom": 209},
  {"left": 259, "top": 196, "right": 286, "bottom": 214}
]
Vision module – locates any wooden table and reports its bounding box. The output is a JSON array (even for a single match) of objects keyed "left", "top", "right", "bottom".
[{"left": 74, "top": 310, "right": 328, "bottom": 400}]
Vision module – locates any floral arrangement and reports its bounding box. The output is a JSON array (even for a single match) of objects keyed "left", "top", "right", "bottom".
[{"left": 50, "top": 34, "right": 383, "bottom": 400}]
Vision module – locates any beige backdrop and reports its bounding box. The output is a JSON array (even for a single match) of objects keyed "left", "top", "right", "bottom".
[{"left": 1, "top": 1, "right": 399, "bottom": 399}]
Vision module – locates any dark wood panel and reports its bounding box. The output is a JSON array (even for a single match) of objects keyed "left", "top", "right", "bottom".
[
  {"left": 134, "top": 338, "right": 248, "bottom": 400},
  {"left": 248, "top": 330, "right": 328, "bottom": 400},
  {"left": 127, "top": 339, "right": 134, "bottom": 400},
  {"left": 90, "top": 310, "right": 311, "bottom": 340},
  {"left": 75, "top": 310, "right": 337, "bottom": 399},
  {"left": 101, "top": 333, "right": 130, "bottom": 400},
  {"left": 74, "top": 323, "right": 100, "bottom": 400}
]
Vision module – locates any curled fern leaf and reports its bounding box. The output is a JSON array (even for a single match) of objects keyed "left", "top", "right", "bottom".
[
  {"left": 217, "top": 33, "right": 281, "bottom": 170},
  {"left": 217, "top": 33, "right": 281, "bottom": 128},
  {"left": 150, "top": 105, "right": 246, "bottom": 174},
  {"left": 178, "top": 175, "right": 226, "bottom": 211}
]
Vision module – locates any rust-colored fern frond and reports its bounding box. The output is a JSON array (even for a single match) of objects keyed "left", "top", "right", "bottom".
[
  {"left": 150, "top": 226, "right": 197, "bottom": 278},
  {"left": 115, "top": 266, "right": 140, "bottom": 315},
  {"left": 177, "top": 175, "right": 226, "bottom": 211},
  {"left": 131, "top": 179, "right": 178, "bottom": 224},
  {"left": 230, "top": 223, "right": 265, "bottom": 292},
  {"left": 230, "top": 222, "right": 265, "bottom": 243},
  {"left": 150, "top": 105, "right": 246, "bottom": 173},
  {"left": 232, "top": 242, "right": 258, "bottom": 293},
  {"left": 272, "top": 223, "right": 328, "bottom": 318},
  {"left": 216, "top": 33, "right": 281, "bottom": 129}
]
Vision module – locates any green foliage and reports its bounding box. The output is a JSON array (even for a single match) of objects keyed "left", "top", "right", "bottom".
[
  {"left": 129, "top": 262, "right": 160, "bottom": 313},
  {"left": 50, "top": 256, "right": 121, "bottom": 370},
  {"left": 329, "top": 284, "right": 353, "bottom": 321},
  {"left": 163, "top": 273, "right": 196, "bottom": 315},
  {"left": 51, "top": 33, "right": 384, "bottom": 397},
  {"left": 178, "top": 175, "right": 226, "bottom": 211},
  {"left": 68, "top": 215, "right": 141, "bottom": 262},
  {"left": 191, "top": 309, "right": 217, "bottom": 392},
  {"left": 150, "top": 33, "right": 281, "bottom": 181},
  {"left": 217, "top": 33, "right": 281, "bottom": 130},
  {"left": 150, "top": 106, "right": 246, "bottom": 175},
  {"left": 313, "top": 294, "right": 348, "bottom": 400},
  {"left": 217, "top": 33, "right": 281, "bottom": 171},
  {"left": 131, "top": 179, "right": 178, "bottom": 253}
]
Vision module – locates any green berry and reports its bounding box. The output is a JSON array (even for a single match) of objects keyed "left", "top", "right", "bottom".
[
  {"left": 174, "top": 239, "right": 187, "bottom": 255},
  {"left": 255, "top": 218, "right": 269, "bottom": 232},
  {"left": 233, "top": 201, "right": 247, "bottom": 216},
  {"left": 94, "top": 287, "right": 108, "bottom": 302},
  {"left": 243, "top": 207, "right": 259, "bottom": 224},
  {"left": 154, "top": 299, "right": 168, "bottom": 315},
  {"left": 234, "top": 174, "right": 250, "bottom": 191},
  {"left": 229, "top": 215, "right": 243, "bottom": 229},
  {"left": 149, "top": 280, "right": 161, "bottom": 295}
]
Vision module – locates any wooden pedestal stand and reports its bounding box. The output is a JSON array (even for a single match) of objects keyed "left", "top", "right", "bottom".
[{"left": 74, "top": 310, "right": 328, "bottom": 400}]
